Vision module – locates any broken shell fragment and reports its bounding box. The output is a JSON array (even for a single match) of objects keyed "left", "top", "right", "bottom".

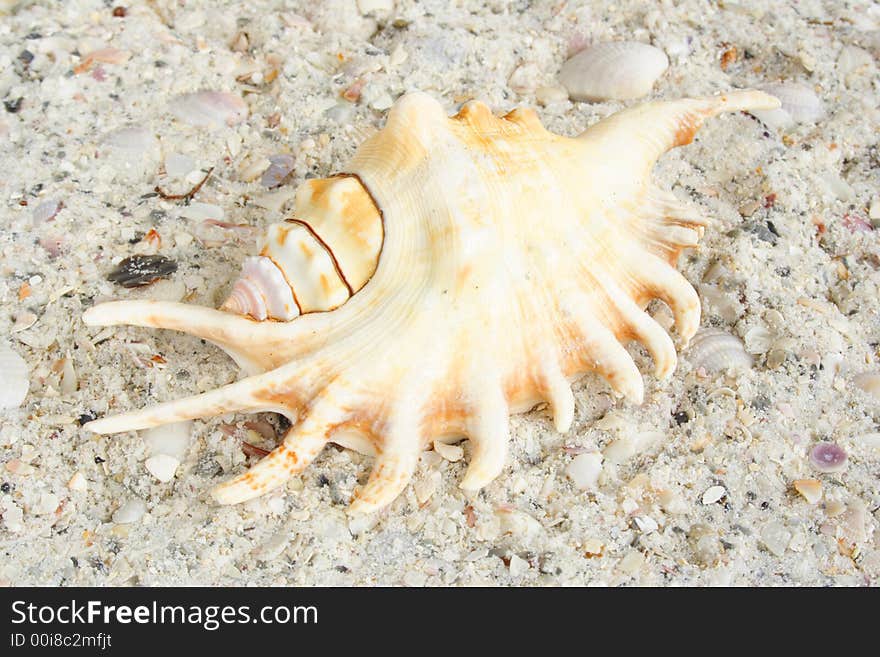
[
  {"left": 145, "top": 454, "right": 179, "bottom": 482},
  {"left": 792, "top": 478, "right": 822, "bottom": 504},
  {"left": 0, "top": 341, "right": 29, "bottom": 409},
  {"left": 433, "top": 440, "right": 464, "bottom": 462},
  {"left": 170, "top": 91, "right": 248, "bottom": 128},
  {"left": 558, "top": 41, "right": 668, "bottom": 101},
  {"left": 853, "top": 372, "right": 880, "bottom": 401},
  {"left": 567, "top": 452, "right": 603, "bottom": 490}
]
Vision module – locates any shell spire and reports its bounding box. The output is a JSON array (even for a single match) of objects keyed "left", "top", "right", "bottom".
[
  {"left": 222, "top": 174, "right": 384, "bottom": 321},
  {"left": 83, "top": 89, "right": 780, "bottom": 513}
]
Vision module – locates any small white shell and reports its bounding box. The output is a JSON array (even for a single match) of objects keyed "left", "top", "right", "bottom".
[
  {"left": 103, "top": 125, "right": 159, "bottom": 155},
  {"left": 701, "top": 485, "right": 726, "bottom": 505},
  {"left": 853, "top": 372, "right": 880, "bottom": 401},
  {"left": 102, "top": 126, "right": 161, "bottom": 181},
  {"left": 857, "top": 433, "right": 880, "bottom": 451},
  {"left": 744, "top": 325, "right": 774, "bottom": 354},
  {"left": 142, "top": 421, "right": 191, "bottom": 460},
  {"left": 0, "top": 341, "right": 29, "bottom": 409},
  {"left": 170, "top": 91, "right": 248, "bottom": 128},
  {"left": 749, "top": 82, "right": 825, "bottom": 129},
  {"left": 686, "top": 328, "right": 753, "bottom": 373},
  {"left": 566, "top": 452, "right": 603, "bottom": 490},
  {"left": 558, "top": 41, "right": 669, "bottom": 102},
  {"left": 837, "top": 45, "right": 874, "bottom": 82},
  {"left": 145, "top": 454, "right": 179, "bottom": 483},
  {"left": 112, "top": 498, "right": 147, "bottom": 524},
  {"left": 32, "top": 199, "right": 62, "bottom": 225}
]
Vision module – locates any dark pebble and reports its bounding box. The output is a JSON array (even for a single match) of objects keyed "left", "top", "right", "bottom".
[
  {"left": 94, "top": 456, "right": 106, "bottom": 464},
  {"left": 4, "top": 98, "right": 23, "bottom": 113},
  {"left": 673, "top": 410, "right": 690, "bottom": 425},
  {"left": 18, "top": 50, "right": 34, "bottom": 65},
  {"left": 107, "top": 254, "right": 178, "bottom": 288},
  {"left": 77, "top": 412, "right": 97, "bottom": 426},
  {"left": 1, "top": 482, "right": 11, "bottom": 493},
  {"left": 112, "top": 6, "right": 127, "bottom": 17}
]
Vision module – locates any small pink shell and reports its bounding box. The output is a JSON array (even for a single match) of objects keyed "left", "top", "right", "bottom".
[
  {"left": 222, "top": 256, "right": 297, "bottom": 321},
  {"left": 842, "top": 213, "right": 872, "bottom": 233},
  {"left": 809, "top": 442, "right": 847, "bottom": 473}
]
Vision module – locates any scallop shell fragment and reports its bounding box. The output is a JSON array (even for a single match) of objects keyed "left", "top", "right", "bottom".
[
  {"left": 558, "top": 41, "right": 669, "bottom": 102},
  {"left": 170, "top": 91, "right": 249, "bottom": 128},
  {"left": 749, "top": 82, "right": 825, "bottom": 129},
  {"left": 686, "top": 328, "right": 753, "bottom": 373},
  {"left": 0, "top": 341, "right": 29, "bottom": 409}
]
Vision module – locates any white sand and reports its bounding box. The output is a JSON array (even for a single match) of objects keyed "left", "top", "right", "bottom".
[{"left": 1, "top": 0, "right": 878, "bottom": 585}]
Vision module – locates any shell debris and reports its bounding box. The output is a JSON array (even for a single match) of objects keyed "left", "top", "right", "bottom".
[
  {"left": 433, "top": 440, "right": 464, "bottom": 462},
  {"left": 567, "top": 452, "right": 603, "bottom": 491},
  {"left": 792, "top": 479, "right": 822, "bottom": 504},
  {"left": 853, "top": 372, "right": 880, "bottom": 401},
  {"left": 701, "top": 485, "right": 726, "bottom": 505},
  {"left": 0, "top": 341, "right": 29, "bottom": 409},
  {"left": 170, "top": 91, "right": 249, "bottom": 129}
]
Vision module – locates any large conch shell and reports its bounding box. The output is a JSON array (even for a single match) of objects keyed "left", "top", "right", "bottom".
[{"left": 83, "top": 90, "right": 779, "bottom": 513}]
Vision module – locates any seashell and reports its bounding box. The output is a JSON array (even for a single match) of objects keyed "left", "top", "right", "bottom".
[
  {"left": 856, "top": 433, "right": 880, "bottom": 451},
  {"left": 32, "top": 199, "right": 62, "bottom": 225},
  {"left": 749, "top": 82, "right": 825, "bottom": 129},
  {"left": 701, "top": 485, "right": 726, "bottom": 505},
  {"left": 261, "top": 154, "right": 295, "bottom": 189},
  {"left": 792, "top": 479, "right": 822, "bottom": 504},
  {"left": 0, "top": 341, "right": 29, "bottom": 409},
  {"left": 143, "top": 421, "right": 191, "bottom": 461},
  {"left": 743, "top": 325, "right": 774, "bottom": 354},
  {"left": 433, "top": 440, "right": 463, "bottom": 462},
  {"left": 686, "top": 328, "right": 753, "bottom": 373},
  {"left": 809, "top": 442, "right": 847, "bottom": 473},
  {"left": 558, "top": 41, "right": 669, "bottom": 102},
  {"left": 837, "top": 45, "right": 874, "bottom": 82},
  {"left": 164, "top": 153, "right": 196, "bottom": 179},
  {"left": 145, "top": 454, "right": 179, "bottom": 483},
  {"left": 853, "top": 372, "right": 880, "bottom": 401},
  {"left": 106, "top": 255, "right": 178, "bottom": 288},
  {"left": 170, "top": 91, "right": 248, "bottom": 129},
  {"left": 81, "top": 89, "right": 780, "bottom": 513},
  {"left": 112, "top": 498, "right": 146, "bottom": 524},
  {"left": 567, "top": 452, "right": 603, "bottom": 490}
]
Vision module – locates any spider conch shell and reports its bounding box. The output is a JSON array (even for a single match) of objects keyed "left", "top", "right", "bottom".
[{"left": 83, "top": 89, "right": 780, "bottom": 513}]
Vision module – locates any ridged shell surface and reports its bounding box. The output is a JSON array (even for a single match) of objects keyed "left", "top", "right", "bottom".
[
  {"left": 686, "top": 327, "right": 753, "bottom": 373},
  {"left": 750, "top": 82, "right": 825, "bottom": 129},
  {"left": 559, "top": 41, "right": 669, "bottom": 101}
]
